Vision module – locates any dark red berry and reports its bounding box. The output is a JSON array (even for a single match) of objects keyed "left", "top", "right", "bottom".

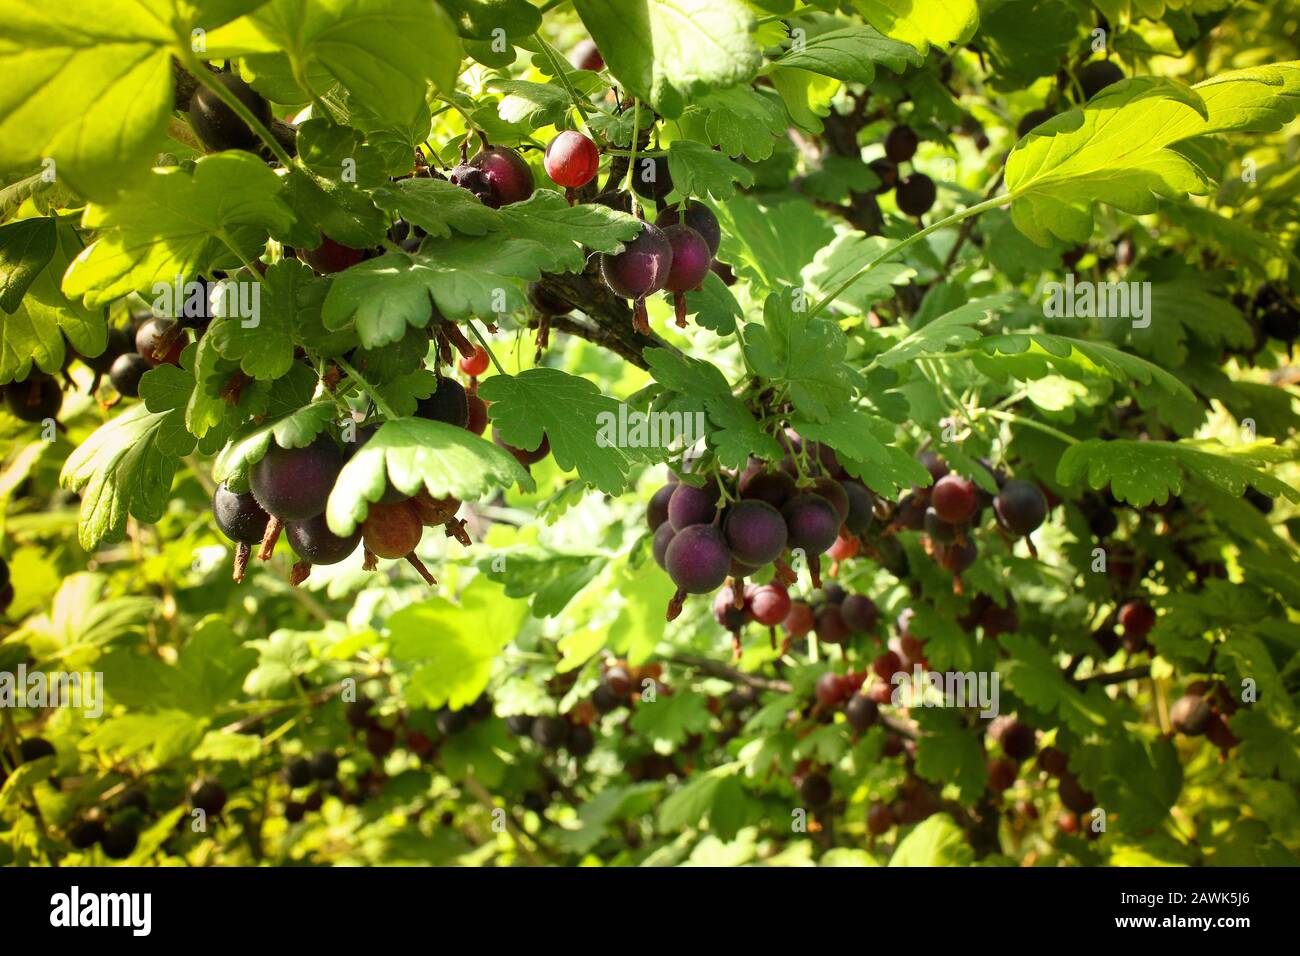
[
  {"left": 810, "top": 477, "right": 850, "bottom": 524},
  {"left": 667, "top": 482, "right": 720, "bottom": 531},
  {"left": 931, "top": 474, "right": 978, "bottom": 524},
  {"left": 1016, "top": 108, "right": 1055, "bottom": 139},
  {"left": 815, "top": 604, "right": 850, "bottom": 644},
  {"left": 841, "top": 479, "right": 875, "bottom": 535},
  {"left": 749, "top": 582, "right": 790, "bottom": 626},
  {"left": 662, "top": 225, "right": 711, "bottom": 293},
  {"left": 189, "top": 777, "right": 227, "bottom": 815},
  {"left": 1118, "top": 600, "right": 1156, "bottom": 642},
  {"left": 250, "top": 436, "right": 345, "bottom": 522},
  {"left": 601, "top": 222, "right": 674, "bottom": 300},
  {"left": 723, "top": 498, "right": 789, "bottom": 566},
  {"left": 799, "top": 772, "right": 832, "bottom": 808},
  {"left": 739, "top": 464, "right": 796, "bottom": 509},
  {"left": 815, "top": 671, "right": 850, "bottom": 706},
  {"left": 664, "top": 524, "right": 731, "bottom": 594},
  {"left": 416, "top": 377, "right": 470, "bottom": 428},
  {"left": 1170, "top": 694, "right": 1211, "bottom": 736},
  {"left": 846, "top": 694, "right": 879, "bottom": 731},
  {"left": 285, "top": 513, "right": 361, "bottom": 565},
  {"left": 782, "top": 600, "right": 814, "bottom": 637},
  {"left": 629, "top": 155, "right": 673, "bottom": 201},
  {"left": 301, "top": 236, "right": 366, "bottom": 274},
  {"left": 895, "top": 173, "right": 936, "bottom": 216},
  {"left": 868, "top": 158, "right": 898, "bottom": 194},
  {"left": 781, "top": 494, "right": 840, "bottom": 556},
  {"left": 884, "top": 125, "right": 919, "bottom": 163},
  {"left": 213, "top": 482, "right": 270, "bottom": 545},
  {"left": 652, "top": 522, "right": 675, "bottom": 569},
  {"left": 1077, "top": 60, "right": 1124, "bottom": 100},
  {"left": 993, "top": 479, "right": 1048, "bottom": 536},
  {"left": 494, "top": 431, "right": 550, "bottom": 466},
  {"left": 648, "top": 484, "right": 676, "bottom": 531},
  {"left": 109, "top": 353, "right": 150, "bottom": 397},
  {"left": 571, "top": 40, "right": 604, "bottom": 71},
  {"left": 657, "top": 201, "right": 721, "bottom": 257},
  {"left": 135, "top": 317, "right": 184, "bottom": 366},
  {"left": 469, "top": 146, "right": 535, "bottom": 207},
  {"left": 189, "top": 72, "right": 272, "bottom": 153},
  {"left": 4, "top": 376, "right": 62, "bottom": 422},
  {"left": 840, "top": 594, "right": 879, "bottom": 633}
]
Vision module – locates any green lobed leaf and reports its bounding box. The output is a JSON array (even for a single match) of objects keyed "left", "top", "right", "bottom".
[
  {"left": 63, "top": 154, "right": 296, "bottom": 309},
  {"left": 743, "top": 292, "right": 852, "bottom": 422},
  {"left": 326, "top": 416, "right": 533, "bottom": 535},
  {"left": 0, "top": 216, "right": 56, "bottom": 313},
  {"left": 771, "top": 25, "right": 922, "bottom": 84},
  {"left": 572, "top": 0, "right": 762, "bottom": 119},
  {"left": 1006, "top": 64, "right": 1300, "bottom": 245},
  {"left": 219, "top": 0, "right": 463, "bottom": 124},
  {"left": 59, "top": 402, "right": 197, "bottom": 551},
  {"left": 479, "top": 367, "right": 646, "bottom": 495},
  {"left": 665, "top": 140, "right": 755, "bottom": 202},
  {"left": 0, "top": 221, "right": 104, "bottom": 384},
  {"left": 851, "top": 0, "right": 980, "bottom": 54},
  {"left": 1057, "top": 438, "right": 1300, "bottom": 507}
]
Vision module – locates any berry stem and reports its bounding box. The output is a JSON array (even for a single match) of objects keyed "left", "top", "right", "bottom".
[
  {"left": 533, "top": 34, "right": 600, "bottom": 140},
  {"left": 982, "top": 409, "right": 1080, "bottom": 446},
  {"left": 334, "top": 356, "right": 400, "bottom": 421},
  {"left": 464, "top": 319, "right": 508, "bottom": 375},
  {"left": 624, "top": 98, "right": 643, "bottom": 220},
  {"left": 806, "top": 193, "right": 1014, "bottom": 319}
]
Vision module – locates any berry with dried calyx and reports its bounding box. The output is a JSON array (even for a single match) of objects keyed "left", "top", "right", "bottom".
[
  {"left": 664, "top": 525, "right": 731, "bottom": 594},
  {"left": 600, "top": 221, "right": 674, "bottom": 334},
  {"left": 661, "top": 224, "right": 712, "bottom": 327},
  {"left": 362, "top": 500, "right": 423, "bottom": 560}
]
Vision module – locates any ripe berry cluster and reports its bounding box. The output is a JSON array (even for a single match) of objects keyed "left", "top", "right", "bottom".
[
  {"left": 867, "top": 125, "right": 937, "bottom": 219},
  {"left": 888, "top": 452, "right": 1047, "bottom": 591},
  {"left": 649, "top": 430, "right": 877, "bottom": 632}
]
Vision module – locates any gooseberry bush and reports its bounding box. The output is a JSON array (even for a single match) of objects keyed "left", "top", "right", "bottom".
[{"left": 0, "top": 0, "right": 1298, "bottom": 868}]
